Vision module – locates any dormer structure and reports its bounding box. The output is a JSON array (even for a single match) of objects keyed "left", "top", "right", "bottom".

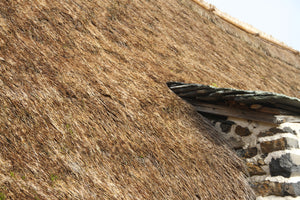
[{"left": 168, "top": 82, "right": 300, "bottom": 199}]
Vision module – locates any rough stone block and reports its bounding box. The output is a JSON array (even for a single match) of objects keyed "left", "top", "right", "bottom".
[
  {"left": 278, "top": 182, "right": 300, "bottom": 197},
  {"left": 282, "top": 127, "right": 297, "bottom": 135},
  {"left": 291, "top": 182, "right": 300, "bottom": 196},
  {"left": 244, "top": 147, "right": 258, "bottom": 158},
  {"left": 246, "top": 162, "right": 266, "bottom": 176},
  {"left": 235, "top": 147, "right": 258, "bottom": 158},
  {"left": 235, "top": 125, "right": 251, "bottom": 136},
  {"left": 251, "top": 181, "right": 300, "bottom": 197},
  {"left": 260, "top": 137, "right": 299, "bottom": 154},
  {"left": 220, "top": 120, "right": 235, "bottom": 133},
  {"left": 258, "top": 127, "right": 297, "bottom": 137},
  {"left": 251, "top": 181, "right": 283, "bottom": 196},
  {"left": 269, "top": 153, "right": 300, "bottom": 178},
  {"left": 258, "top": 127, "right": 286, "bottom": 137}
]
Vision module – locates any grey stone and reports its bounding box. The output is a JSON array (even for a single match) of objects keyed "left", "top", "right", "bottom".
[
  {"left": 292, "top": 182, "right": 300, "bottom": 196},
  {"left": 269, "top": 153, "right": 300, "bottom": 178},
  {"left": 283, "top": 127, "right": 297, "bottom": 135},
  {"left": 281, "top": 182, "right": 300, "bottom": 197},
  {"left": 235, "top": 148, "right": 245, "bottom": 158},
  {"left": 270, "top": 157, "right": 291, "bottom": 177}
]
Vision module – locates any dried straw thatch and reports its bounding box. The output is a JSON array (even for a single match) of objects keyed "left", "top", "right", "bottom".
[
  {"left": 0, "top": 0, "right": 299, "bottom": 199},
  {"left": 192, "top": 0, "right": 300, "bottom": 55}
]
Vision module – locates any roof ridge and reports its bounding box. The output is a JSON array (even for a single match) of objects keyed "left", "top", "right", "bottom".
[{"left": 191, "top": 0, "right": 300, "bottom": 55}]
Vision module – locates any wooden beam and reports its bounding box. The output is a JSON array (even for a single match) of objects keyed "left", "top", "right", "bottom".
[
  {"left": 249, "top": 104, "right": 297, "bottom": 115},
  {"left": 191, "top": 102, "right": 300, "bottom": 124},
  {"left": 274, "top": 103, "right": 300, "bottom": 114}
]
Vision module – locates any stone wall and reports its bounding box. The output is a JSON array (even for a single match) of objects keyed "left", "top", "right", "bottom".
[{"left": 207, "top": 115, "right": 300, "bottom": 199}]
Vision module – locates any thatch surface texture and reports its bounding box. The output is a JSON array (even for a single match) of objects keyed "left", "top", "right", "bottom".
[{"left": 0, "top": 0, "right": 299, "bottom": 199}]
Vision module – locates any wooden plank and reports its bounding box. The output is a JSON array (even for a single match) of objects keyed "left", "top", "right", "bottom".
[
  {"left": 191, "top": 102, "right": 300, "bottom": 124},
  {"left": 274, "top": 103, "right": 300, "bottom": 114},
  {"left": 169, "top": 85, "right": 200, "bottom": 93},
  {"left": 250, "top": 105, "right": 296, "bottom": 115},
  {"left": 178, "top": 89, "right": 215, "bottom": 97},
  {"left": 250, "top": 104, "right": 263, "bottom": 110},
  {"left": 193, "top": 102, "right": 280, "bottom": 124}
]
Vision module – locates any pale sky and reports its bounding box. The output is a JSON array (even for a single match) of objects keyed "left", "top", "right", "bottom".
[{"left": 204, "top": 0, "right": 300, "bottom": 51}]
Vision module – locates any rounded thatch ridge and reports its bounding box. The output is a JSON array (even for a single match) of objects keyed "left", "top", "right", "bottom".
[{"left": 0, "top": 0, "right": 299, "bottom": 199}]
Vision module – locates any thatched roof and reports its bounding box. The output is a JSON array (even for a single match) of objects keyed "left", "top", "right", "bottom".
[{"left": 0, "top": 0, "right": 299, "bottom": 199}]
